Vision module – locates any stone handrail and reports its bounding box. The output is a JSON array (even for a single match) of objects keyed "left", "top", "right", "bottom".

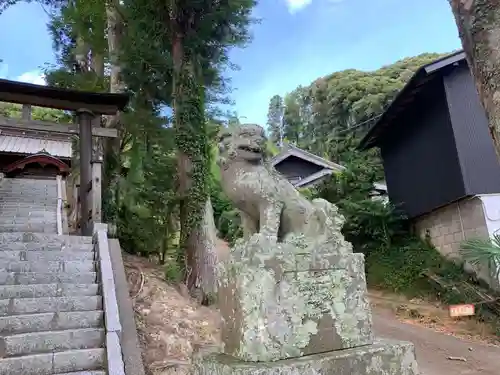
[
  {"left": 93, "top": 223, "right": 125, "bottom": 375},
  {"left": 56, "top": 175, "right": 63, "bottom": 235},
  {"left": 108, "top": 238, "right": 146, "bottom": 375}
]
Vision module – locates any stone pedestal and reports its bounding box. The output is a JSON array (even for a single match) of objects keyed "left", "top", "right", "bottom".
[
  {"left": 192, "top": 339, "right": 419, "bottom": 375},
  {"left": 201, "top": 233, "right": 420, "bottom": 375},
  {"left": 217, "top": 235, "right": 373, "bottom": 362}
]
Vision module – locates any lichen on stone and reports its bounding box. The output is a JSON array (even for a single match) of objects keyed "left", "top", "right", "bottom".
[
  {"left": 217, "top": 233, "right": 373, "bottom": 362},
  {"left": 214, "top": 124, "right": 373, "bottom": 363}
]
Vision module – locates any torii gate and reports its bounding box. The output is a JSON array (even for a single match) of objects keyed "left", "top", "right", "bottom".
[{"left": 0, "top": 78, "right": 129, "bottom": 236}]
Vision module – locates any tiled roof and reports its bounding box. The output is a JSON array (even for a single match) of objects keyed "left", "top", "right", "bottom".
[{"left": 0, "top": 135, "right": 72, "bottom": 158}]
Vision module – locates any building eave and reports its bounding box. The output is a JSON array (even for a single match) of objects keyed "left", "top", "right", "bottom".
[
  {"left": 358, "top": 50, "right": 466, "bottom": 150},
  {"left": 294, "top": 169, "right": 334, "bottom": 188},
  {"left": 271, "top": 144, "right": 345, "bottom": 172}
]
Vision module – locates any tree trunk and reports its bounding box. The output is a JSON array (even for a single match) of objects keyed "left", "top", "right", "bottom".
[
  {"left": 171, "top": 24, "right": 212, "bottom": 299},
  {"left": 75, "top": 35, "right": 90, "bottom": 73},
  {"left": 449, "top": 0, "right": 500, "bottom": 159},
  {"left": 104, "top": 0, "right": 126, "bottom": 223},
  {"left": 91, "top": 53, "right": 105, "bottom": 78}
]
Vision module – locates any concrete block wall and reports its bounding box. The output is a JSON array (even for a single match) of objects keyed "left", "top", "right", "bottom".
[{"left": 414, "top": 197, "right": 493, "bottom": 288}]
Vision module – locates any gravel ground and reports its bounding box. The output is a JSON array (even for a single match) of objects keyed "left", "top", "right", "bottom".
[{"left": 373, "top": 307, "right": 500, "bottom": 375}]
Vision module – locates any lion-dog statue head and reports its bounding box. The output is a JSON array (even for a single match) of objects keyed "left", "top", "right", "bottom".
[{"left": 218, "top": 124, "right": 268, "bottom": 167}]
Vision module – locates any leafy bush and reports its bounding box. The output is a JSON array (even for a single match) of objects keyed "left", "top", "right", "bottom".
[
  {"left": 165, "top": 261, "right": 184, "bottom": 283},
  {"left": 210, "top": 175, "right": 243, "bottom": 245},
  {"left": 316, "top": 138, "right": 465, "bottom": 295},
  {"left": 217, "top": 209, "right": 243, "bottom": 245}
]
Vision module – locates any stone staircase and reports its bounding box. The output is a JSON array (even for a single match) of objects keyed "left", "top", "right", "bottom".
[
  {"left": 0, "top": 179, "right": 58, "bottom": 233},
  {"left": 0, "top": 178, "right": 107, "bottom": 375}
]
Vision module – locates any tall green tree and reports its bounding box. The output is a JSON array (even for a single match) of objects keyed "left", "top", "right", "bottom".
[
  {"left": 121, "top": 0, "right": 256, "bottom": 297},
  {"left": 169, "top": 0, "right": 256, "bottom": 297},
  {"left": 268, "top": 53, "right": 448, "bottom": 157},
  {"left": 266, "top": 94, "right": 284, "bottom": 146}
]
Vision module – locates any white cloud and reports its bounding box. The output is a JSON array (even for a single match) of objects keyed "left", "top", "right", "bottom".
[
  {"left": 16, "top": 70, "right": 46, "bottom": 86},
  {"left": 285, "top": 0, "right": 312, "bottom": 13},
  {"left": 0, "top": 63, "right": 8, "bottom": 79},
  {"left": 284, "top": 0, "right": 344, "bottom": 13}
]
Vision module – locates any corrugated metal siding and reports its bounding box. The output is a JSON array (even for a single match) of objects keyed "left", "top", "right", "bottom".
[
  {"left": 0, "top": 135, "right": 71, "bottom": 158},
  {"left": 443, "top": 64, "right": 500, "bottom": 195},
  {"left": 380, "top": 79, "right": 466, "bottom": 219}
]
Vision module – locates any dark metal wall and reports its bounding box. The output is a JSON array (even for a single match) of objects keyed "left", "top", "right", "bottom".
[
  {"left": 444, "top": 64, "right": 500, "bottom": 195},
  {"left": 380, "top": 79, "right": 466, "bottom": 218},
  {"left": 273, "top": 156, "right": 323, "bottom": 182}
]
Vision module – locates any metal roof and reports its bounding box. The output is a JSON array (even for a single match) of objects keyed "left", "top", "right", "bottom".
[
  {"left": 294, "top": 169, "right": 334, "bottom": 188},
  {"left": 0, "top": 135, "right": 71, "bottom": 158},
  {"left": 359, "top": 50, "right": 466, "bottom": 150},
  {"left": 271, "top": 144, "right": 346, "bottom": 172}
]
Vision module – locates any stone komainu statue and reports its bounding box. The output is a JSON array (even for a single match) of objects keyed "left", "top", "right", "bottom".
[
  {"left": 217, "top": 123, "right": 347, "bottom": 245},
  {"left": 201, "top": 123, "right": 416, "bottom": 372}
]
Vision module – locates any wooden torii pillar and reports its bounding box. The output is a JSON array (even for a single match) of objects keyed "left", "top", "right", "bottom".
[
  {"left": 77, "top": 109, "right": 98, "bottom": 236},
  {"left": 0, "top": 78, "right": 130, "bottom": 236}
]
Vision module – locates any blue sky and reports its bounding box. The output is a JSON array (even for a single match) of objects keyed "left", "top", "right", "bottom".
[{"left": 0, "top": 0, "right": 462, "bottom": 125}]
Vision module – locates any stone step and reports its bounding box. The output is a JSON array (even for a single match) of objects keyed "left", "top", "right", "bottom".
[
  {"left": 0, "top": 283, "right": 99, "bottom": 299},
  {"left": 0, "top": 271, "right": 97, "bottom": 285},
  {"left": 0, "top": 215, "right": 56, "bottom": 220},
  {"left": 0, "top": 296, "right": 102, "bottom": 316},
  {"left": 0, "top": 221, "right": 57, "bottom": 226},
  {"left": 0, "top": 328, "right": 105, "bottom": 357},
  {"left": 0, "top": 205, "right": 57, "bottom": 209},
  {"left": 0, "top": 185, "right": 56, "bottom": 189},
  {"left": 0, "top": 198, "right": 57, "bottom": 201},
  {"left": 0, "top": 226, "right": 57, "bottom": 234},
  {"left": 0, "top": 200, "right": 56, "bottom": 204},
  {"left": 0, "top": 310, "right": 103, "bottom": 334},
  {"left": 0, "top": 212, "right": 57, "bottom": 217},
  {"left": 0, "top": 219, "right": 57, "bottom": 224},
  {"left": 0, "top": 233, "right": 92, "bottom": 244},
  {"left": 1, "top": 180, "right": 57, "bottom": 184},
  {"left": 0, "top": 222, "right": 56, "bottom": 227},
  {"left": 0, "top": 189, "right": 57, "bottom": 192},
  {"left": 0, "top": 225, "right": 58, "bottom": 231},
  {"left": 0, "top": 204, "right": 57, "bottom": 208},
  {"left": 0, "top": 183, "right": 56, "bottom": 186},
  {"left": 0, "top": 213, "right": 56, "bottom": 218},
  {"left": 1, "top": 178, "right": 57, "bottom": 183},
  {"left": 0, "top": 209, "right": 56, "bottom": 213},
  {"left": 0, "top": 191, "right": 56, "bottom": 194},
  {"left": 0, "top": 243, "right": 94, "bottom": 252},
  {"left": 0, "top": 212, "right": 56, "bottom": 215},
  {"left": 0, "top": 250, "right": 94, "bottom": 262},
  {"left": 0, "top": 227, "right": 57, "bottom": 232},
  {"left": 0, "top": 260, "right": 96, "bottom": 273},
  {"left": 0, "top": 219, "right": 56, "bottom": 224},
  {"left": 0, "top": 348, "right": 105, "bottom": 375},
  {"left": 55, "top": 372, "right": 106, "bottom": 375}
]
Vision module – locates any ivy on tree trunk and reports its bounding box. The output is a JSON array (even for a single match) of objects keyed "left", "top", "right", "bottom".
[
  {"left": 103, "top": 0, "right": 126, "bottom": 226},
  {"left": 171, "top": 30, "right": 211, "bottom": 296}
]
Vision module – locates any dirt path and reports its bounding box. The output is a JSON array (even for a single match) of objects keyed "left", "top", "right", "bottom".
[
  {"left": 373, "top": 308, "right": 500, "bottom": 375},
  {"left": 125, "top": 250, "right": 500, "bottom": 375}
]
